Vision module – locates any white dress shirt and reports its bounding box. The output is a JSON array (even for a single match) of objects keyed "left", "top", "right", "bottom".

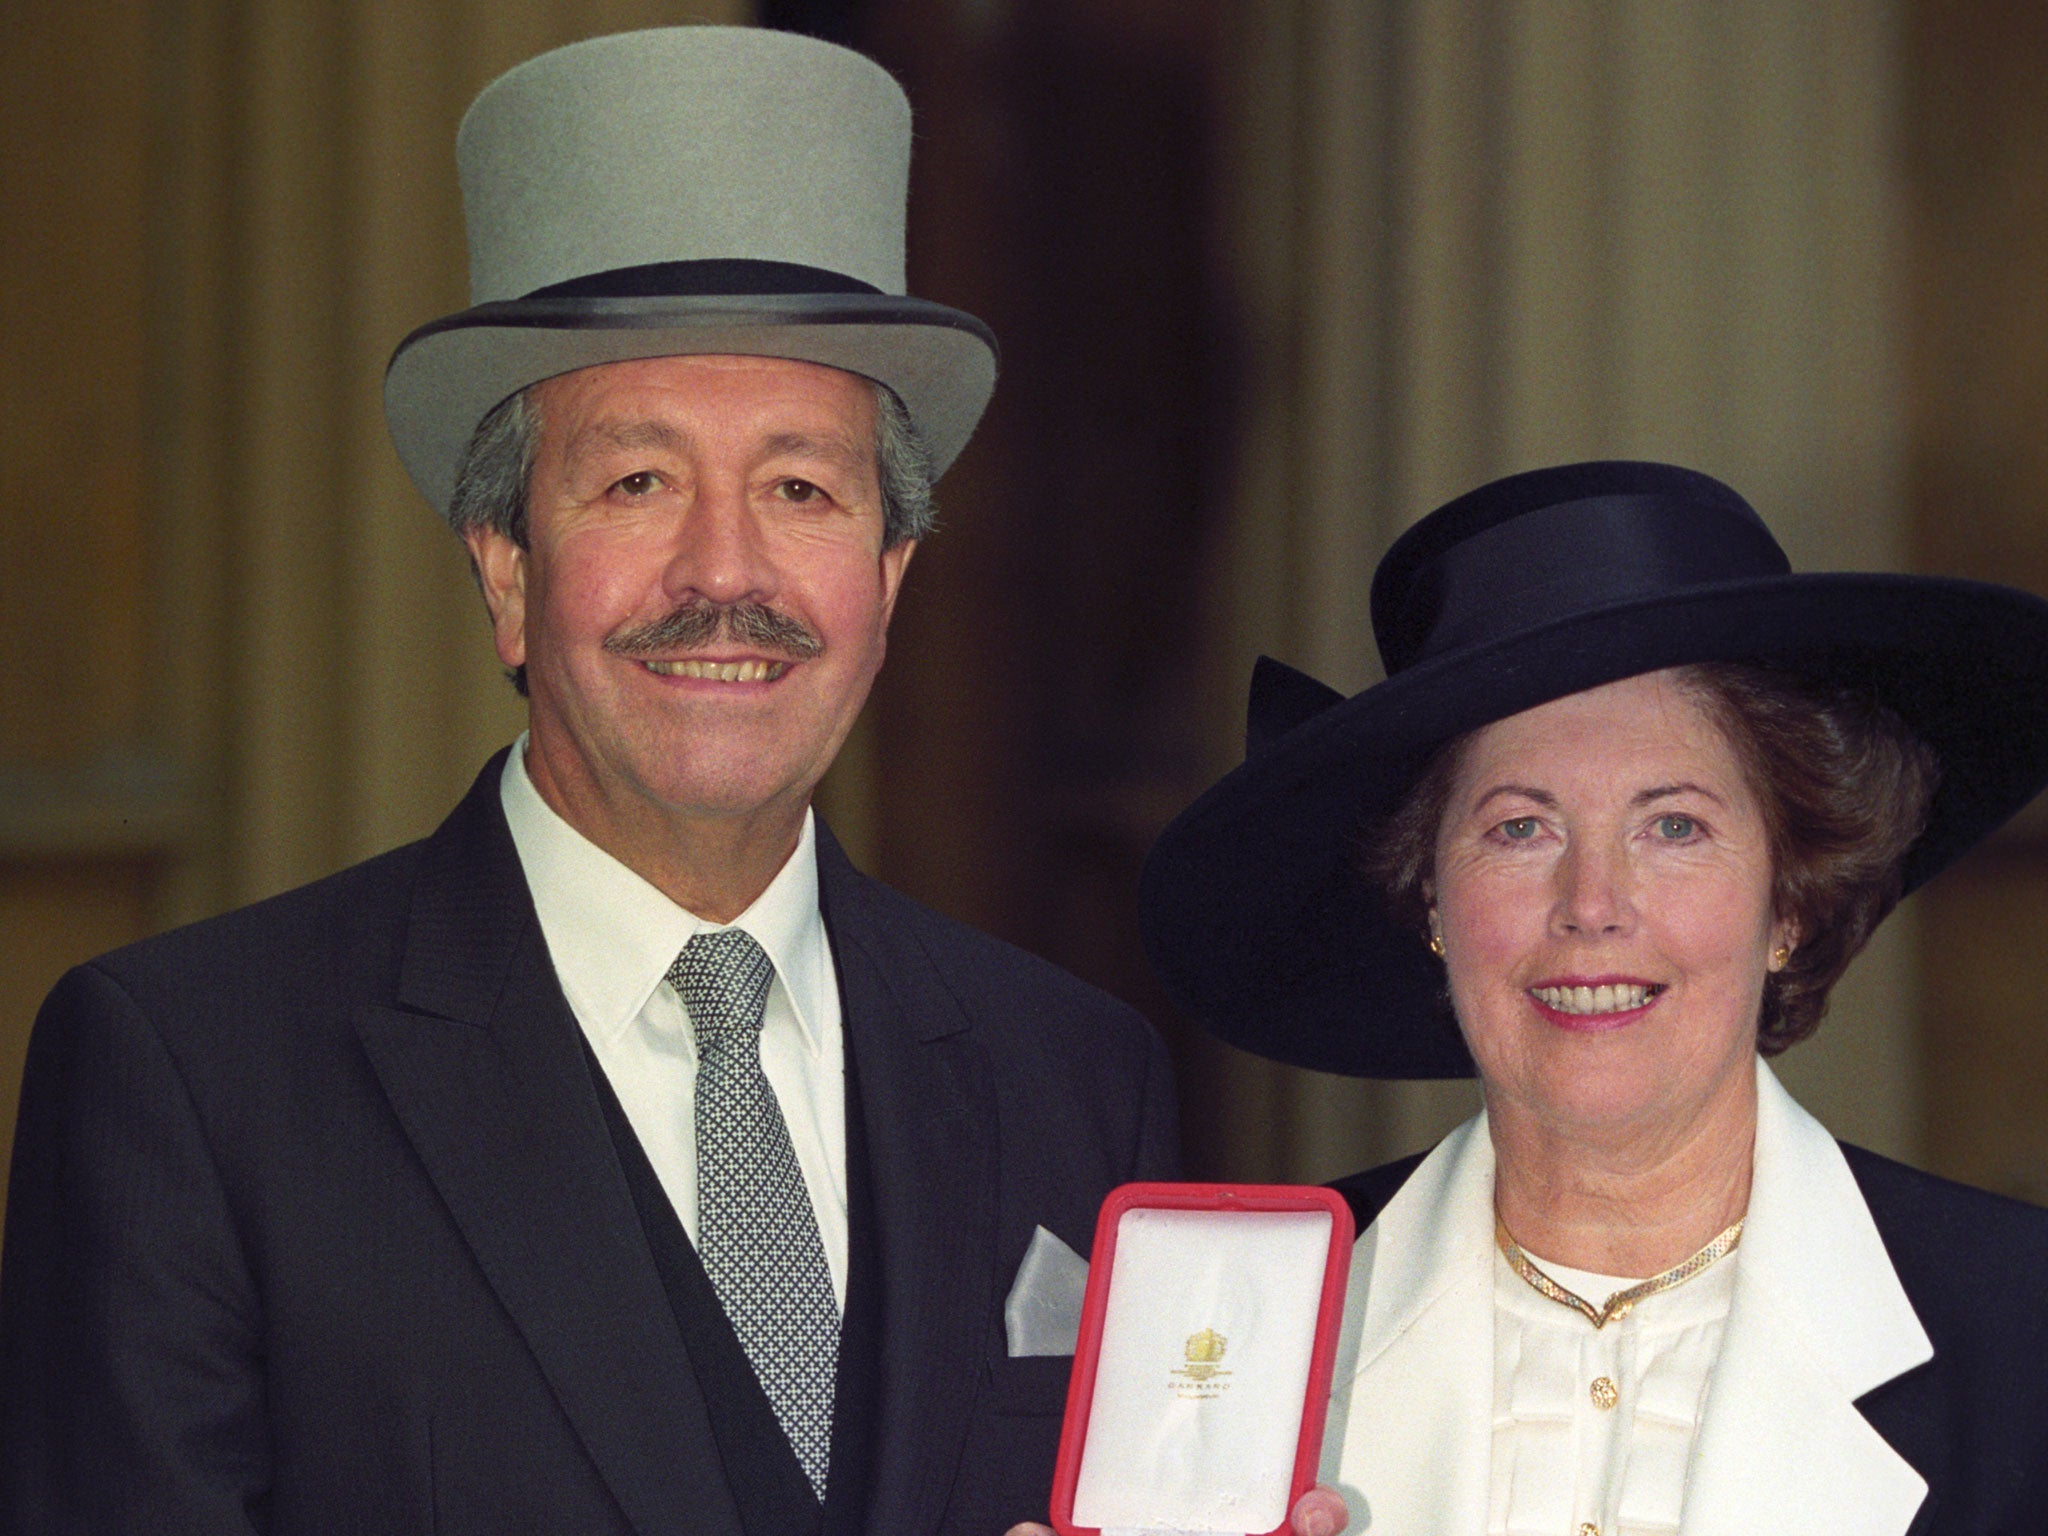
[{"left": 499, "top": 738, "right": 849, "bottom": 1309}]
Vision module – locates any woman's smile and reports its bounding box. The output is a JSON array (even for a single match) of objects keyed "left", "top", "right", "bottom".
[{"left": 1525, "top": 975, "right": 1667, "bottom": 1029}]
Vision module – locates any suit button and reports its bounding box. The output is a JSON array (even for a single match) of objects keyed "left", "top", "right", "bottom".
[
  {"left": 1590, "top": 1375, "right": 1618, "bottom": 1410},
  {"left": 1578, "top": 1525, "right": 1601, "bottom": 1536}
]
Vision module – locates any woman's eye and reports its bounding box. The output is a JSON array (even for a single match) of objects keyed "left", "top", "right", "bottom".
[
  {"left": 1656, "top": 814, "right": 1698, "bottom": 840},
  {"left": 614, "top": 471, "right": 663, "bottom": 496},
  {"left": 1498, "top": 817, "right": 1540, "bottom": 841}
]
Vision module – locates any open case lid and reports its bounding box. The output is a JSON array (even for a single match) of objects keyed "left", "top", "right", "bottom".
[{"left": 1050, "top": 1183, "right": 1355, "bottom": 1536}]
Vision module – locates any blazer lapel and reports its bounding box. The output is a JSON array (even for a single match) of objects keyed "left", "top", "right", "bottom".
[
  {"left": 355, "top": 756, "right": 744, "bottom": 1536},
  {"left": 1682, "top": 1065, "right": 1931, "bottom": 1536},
  {"left": 815, "top": 829, "right": 997, "bottom": 1536},
  {"left": 1324, "top": 1116, "right": 1495, "bottom": 1536}
]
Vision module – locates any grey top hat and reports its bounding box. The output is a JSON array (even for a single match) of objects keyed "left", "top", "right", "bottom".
[{"left": 384, "top": 26, "right": 998, "bottom": 520}]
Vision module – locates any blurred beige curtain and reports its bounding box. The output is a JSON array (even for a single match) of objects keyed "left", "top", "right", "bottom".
[
  {"left": 0, "top": 0, "right": 752, "bottom": 1254},
  {"left": 156, "top": 0, "right": 753, "bottom": 927},
  {"left": 1204, "top": 0, "right": 1916, "bottom": 1180}
]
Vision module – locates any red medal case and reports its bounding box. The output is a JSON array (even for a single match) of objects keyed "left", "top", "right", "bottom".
[{"left": 1049, "top": 1183, "right": 1354, "bottom": 1536}]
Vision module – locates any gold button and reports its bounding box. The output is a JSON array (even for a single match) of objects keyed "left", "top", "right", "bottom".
[
  {"left": 1590, "top": 1375, "right": 1618, "bottom": 1410},
  {"left": 1578, "top": 1524, "right": 1601, "bottom": 1536}
]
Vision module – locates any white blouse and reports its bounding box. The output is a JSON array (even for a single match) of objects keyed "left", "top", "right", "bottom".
[{"left": 1490, "top": 1247, "right": 1736, "bottom": 1536}]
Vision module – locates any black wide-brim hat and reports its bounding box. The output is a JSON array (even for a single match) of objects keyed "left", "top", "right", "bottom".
[
  {"left": 1139, "top": 461, "right": 2048, "bottom": 1079},
  {"left": 384, "top": 27, "right": 997, "bottom": 520}
]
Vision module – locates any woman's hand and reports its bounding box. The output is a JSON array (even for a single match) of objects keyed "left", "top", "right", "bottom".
[{"left": 1005, "top": 1484, "right": 1350, "bottom": 1536}]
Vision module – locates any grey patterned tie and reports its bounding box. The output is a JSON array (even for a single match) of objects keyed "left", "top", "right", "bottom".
[{"left": 670, "top": 928, "right": 840, "bottom": 1499}]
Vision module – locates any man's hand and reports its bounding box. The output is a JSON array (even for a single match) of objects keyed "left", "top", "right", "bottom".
[{"left": 1006, "top": 1484, "right": 1351, "bottom": 1536}]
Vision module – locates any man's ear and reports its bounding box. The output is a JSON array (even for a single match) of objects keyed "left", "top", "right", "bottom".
[
  {"left": 878, "top": 537, "right": 916, "bottom": 626},
  {"left": 464, "top": 526, "right": 528, "bottom": 672}
]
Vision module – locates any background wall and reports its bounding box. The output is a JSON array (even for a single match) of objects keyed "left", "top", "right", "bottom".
[
  {"left": 1174, "top": 0, "right": 1919, "bottom": 1178},
  {"left": 1905, "top": 0, "right": 2048, "bottom": 1205},
  {"left": 5, "top": 0, "right": 2047, "bottom": 1250}
]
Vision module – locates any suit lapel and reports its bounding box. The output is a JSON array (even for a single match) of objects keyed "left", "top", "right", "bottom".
[
  {"left": 1323, "top": 1116, "right": 1495, "bottom": 1536},
  {"left": 1682, "top": 1065, "right": 1931, "bottom": 1536},
  {"left": 355, "top": 755, "right": 744, "bottom": 1536},
  {"left": 815, "top": 830, "right": 997, "bottom": 1536},
  {"left": 1842, "top": 1164, "right": 1953, "bottom": 1536},
  {"left": 1683, "top": 1298, "right": 1927, "bottom": 1535}
]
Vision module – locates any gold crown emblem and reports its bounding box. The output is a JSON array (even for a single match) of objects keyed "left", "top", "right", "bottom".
[{"left": 1172, "top": 1326, "right": 1231, "bottom": 1390}]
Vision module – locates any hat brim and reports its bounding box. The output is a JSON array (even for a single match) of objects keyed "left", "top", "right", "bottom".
[
  {"left": 383, "top": 292, "right": 998, "bottom": 518},
  {"left": 1139, "top": 573, "right": 2048, "bottom": 1079}
]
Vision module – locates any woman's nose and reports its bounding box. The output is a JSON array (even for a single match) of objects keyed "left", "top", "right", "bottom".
[{"left": 1553, "top": 838, "right": 1634, "bottom": 936}]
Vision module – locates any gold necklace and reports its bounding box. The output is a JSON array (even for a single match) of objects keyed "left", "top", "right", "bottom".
[{"left": 1494, "top": 1217, "right": 1743, "bottom": 1329}]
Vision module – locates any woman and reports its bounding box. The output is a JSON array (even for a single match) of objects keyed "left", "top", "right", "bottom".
[{"left": 1139, "top": 462, "right": 2048, "bottom": 1535}]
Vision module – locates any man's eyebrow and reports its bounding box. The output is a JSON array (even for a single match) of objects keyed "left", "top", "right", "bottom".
[
  {"left": 559, "top": 422, "right": 870, "bottom": 472},
  {"left": 562, "top": 418, "right": 689, "bottom": 462},
  {"left": 1632, "top": 781, "right": 1728, "bottom": 808},
  {"left": 761, "top": 430, "right": 869, "bottom": 469},
  {"left": 1472, "top": 785, "right": 1558, "bottom": 811}
]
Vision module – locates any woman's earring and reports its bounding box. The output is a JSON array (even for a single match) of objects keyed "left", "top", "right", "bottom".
[
  {"left": 1770, "top": 943, "right": 1792, "bottom": 971},
  {"left": 1427, "top": 913, "right": 1445, "bottom": 959}
]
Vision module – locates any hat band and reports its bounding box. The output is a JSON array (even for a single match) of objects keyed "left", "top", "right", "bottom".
[
  {"left": 524, "top": 259, "right": 885, "bottom": 301},
  {"left": 1396, "top": 492, "right": 1792, "bottom": 671}
]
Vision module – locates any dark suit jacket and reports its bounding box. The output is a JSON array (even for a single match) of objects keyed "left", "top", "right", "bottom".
[
  {"left": 1, "top": 755, "right": 1179, "bottom": 1535},
  {"left": 1333, "top": 1141, "right": 2048, "bottom": 1536}
]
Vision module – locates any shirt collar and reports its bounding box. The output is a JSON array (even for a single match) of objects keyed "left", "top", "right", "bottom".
[
  {"left": 498, "top": 736, "right": 831, "bottom": 1052},
  {"left": 1346, "top": 1060, "right": 1932, "bottom": 1397}
]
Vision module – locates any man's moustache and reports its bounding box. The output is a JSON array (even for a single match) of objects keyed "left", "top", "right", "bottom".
[{"left": 603, "top": 599, "right": 824, "bottom": 661}]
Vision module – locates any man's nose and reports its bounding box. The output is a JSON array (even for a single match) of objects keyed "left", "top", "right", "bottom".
[{"left": 665, "top": 480, "right": 771, "bottom": 605}]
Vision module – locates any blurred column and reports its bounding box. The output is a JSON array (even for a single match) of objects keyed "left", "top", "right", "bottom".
[{"left": 1209, "top": 0, "right": 1915, "bottom": 1179}]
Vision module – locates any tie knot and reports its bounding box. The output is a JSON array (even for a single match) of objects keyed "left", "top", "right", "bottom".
[{"left": 668, "top": 928, "right": 775, "bottom": 1051}]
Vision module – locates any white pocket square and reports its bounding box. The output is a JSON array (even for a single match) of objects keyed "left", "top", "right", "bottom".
[{"left": 1004, "top": 1224, "right": 1090, "bottom": 1357}]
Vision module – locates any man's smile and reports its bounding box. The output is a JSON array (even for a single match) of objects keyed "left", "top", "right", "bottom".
[{"left": 638, "top": 657, "right": 791, "bottom": 682}]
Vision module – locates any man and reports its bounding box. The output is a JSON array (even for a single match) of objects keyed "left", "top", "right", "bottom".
[{"left": 0, "top": 27, "right": 1177, "bottom": 1534}]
